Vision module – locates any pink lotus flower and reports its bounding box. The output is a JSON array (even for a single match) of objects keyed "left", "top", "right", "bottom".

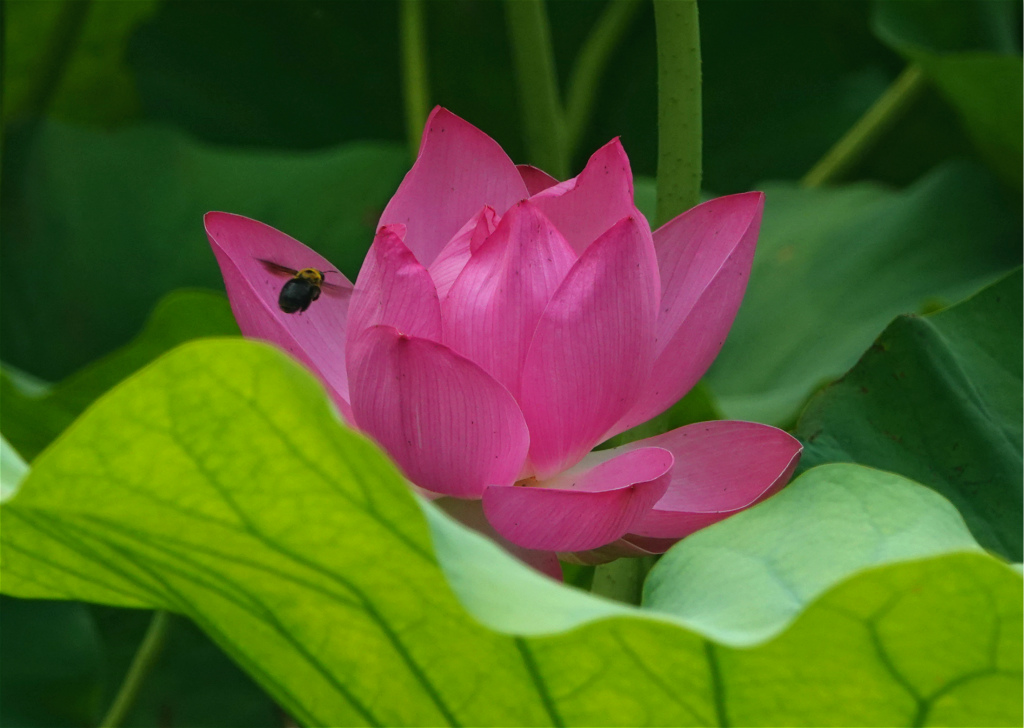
[{"left": 206, "top": 107, "right": 801, "bottom": 579}]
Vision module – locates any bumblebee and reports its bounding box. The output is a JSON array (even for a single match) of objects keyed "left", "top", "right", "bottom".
[{"left": 257, "top": 259, "right": 345, "bottom": 314}]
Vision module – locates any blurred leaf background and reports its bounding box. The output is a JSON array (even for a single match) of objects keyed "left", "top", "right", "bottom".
[{"left": 1, "top": 0, "right": 1020, "bottom": 725}]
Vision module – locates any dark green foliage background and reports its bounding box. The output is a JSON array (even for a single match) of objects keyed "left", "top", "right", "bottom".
[{"left": 4, "top": 0, "right": 1020, "bottom": 380}]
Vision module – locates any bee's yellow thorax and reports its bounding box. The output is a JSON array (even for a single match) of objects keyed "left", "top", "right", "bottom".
[{"left": 296, "top": 268, "right": 324, "bottom": 285}]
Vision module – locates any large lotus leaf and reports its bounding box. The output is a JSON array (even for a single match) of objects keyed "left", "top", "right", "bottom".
[
  {"left": 1, "top": 436, "right": 29, "bottom": 503},
  {"left": 3, "top": 0, "right": 157, "bottom": 126},
  {"left": 1, "top": 290, "right": 265, "bottom": 727},
  {"left": 2, "top": 339, "right": 1020, "bottom": 726},
  {"left": 640, "top": 463, "right": 982, "bottom": 643},
  {"left": 706, "top": 160, "right": 1020, "bottom": 426},
  {"left": 428, "top": 460, "right": 981, "bottom": 645},
  {"left": 797, "top": 269, "right": 1022, "bottom": 561},
  {"left": 1, "top": 289, "right": 238, "bottom": 463},
  {"left": 717, "top": 552, "right": 1021, "bottom": 727},
  {"left": 872, "top": 0, "right": 1022, "bottom": 189},
  {"left": 0, "top": 122, "right": 407, "bottom": 380}
]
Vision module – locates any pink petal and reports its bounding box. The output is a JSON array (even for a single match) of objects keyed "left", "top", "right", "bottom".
[
  {"left": 346, "top": 226, "right": 442, "bottom": 367},
  {"left": 348, "top": 326, "right": 530, "bottom": 498},
  {"left": 442, "top": 201, "right": 577, "bottom": 400},
  {"left": 613, "top": 193, "right": 765, "bottom": 435},
  {"left": 427, "top": 206, "right": 500, "bottom": 301},
  {"left": 620, "top": 420, "right": 801, "bottom": 539},
  {"left": 516, "top": 164, "right": 559, "bottom": 195},
  {"left": 519, "top": 216, "right": 660, "bottom": 478},
  {"left": 530, "top": 138, "right": 638, "bottom": 256},
  {"left": 482, "top": 447, "right": 673, "bottom": 551},
  {"left": 205, "top": 212, "right": 355, "bottom": 415},
  {"left": 436, "top": 497, "right": 563, "bottom": 580},
  {"left": 379, "top": 107, "right": 528, "bottom": 267}
]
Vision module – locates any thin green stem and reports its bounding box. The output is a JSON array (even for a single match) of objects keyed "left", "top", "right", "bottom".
[
  {"left": 504, "top": 0, "right": 569, "bottom": 179},
  {"left": 15, "top": 0, "right": 94, "bottom": 120},
  {"left": 590, "top": 556, "right": 656, "bottom": 604},
  {"left": 99, "top": 610, "right": 173, "bottom": 728},
  {"left": 654, "top": 0, "right": 702, "bottom": 226},
  {"left": 565, "top": 0, "right": 643, "bottom": 157},
  {"left": 399, "top": 0, "right": 431, "bottom": 161},
  {"left": 801, "top": 65, "right": 927, "bottom": 188}
]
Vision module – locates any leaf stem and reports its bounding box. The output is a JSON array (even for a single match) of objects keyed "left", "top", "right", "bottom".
[
  {"left": 801, "top": 65, "right": 927, "bottom": 188},
  {"left": 565, "top": 0, "right": 644, "bottom": 157},
  {"left": 99, "top": 610, "right": 173, "bottom": 728},
  {"left": 590, "top": 557, "right": 656, "bottom": 604},
  {"left": 504, "top": 0, "right": 569, "bottom": 179},
  {"left": 399, "top": 0, "right": 431, "bottom": 162},
  {"left": 654, "top": 0, "right": 702, "bottom": 226}
]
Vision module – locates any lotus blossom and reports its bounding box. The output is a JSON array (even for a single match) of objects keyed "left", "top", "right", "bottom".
[{"left": 205, "top": 107, "right": 801, "bottom": 579}]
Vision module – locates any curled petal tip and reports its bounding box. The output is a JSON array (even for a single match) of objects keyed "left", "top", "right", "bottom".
[
  {"left": 625, "top": 421, "right": 802, "bottom": 540},
  {"left": 204, "top": 212, "right": 354, "bottom": 414},
  {"left": 204, "top": 210, "right": 250, "bottom": 235}
]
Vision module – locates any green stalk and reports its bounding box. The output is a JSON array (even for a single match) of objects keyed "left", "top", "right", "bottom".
[
  {"left": 801, "top": 65, "right": 927, "bottom": 188},
  {"left": 654, "top": 0, "right": 702, "bottom": 226},
  {"left": 504, "top": 0, "right": 569, "bottom": 179},
  {"left": 399, "top": 0, "right": 431, "bottom": 161},
  {"left": 565, "top": 0, "right": 643, "bottom": 157},
  {"left": 99, "top": 610, "right": 173, "bottom": 728}
]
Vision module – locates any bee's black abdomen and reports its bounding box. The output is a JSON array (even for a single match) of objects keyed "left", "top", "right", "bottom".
[{"left": 278, "top": 278, "right": 316, "bottom": 314}]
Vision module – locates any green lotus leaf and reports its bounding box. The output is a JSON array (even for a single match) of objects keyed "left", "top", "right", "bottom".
[
  {"left": 2, "top": 339, "right": 1018, "bottom": 726},
  {"left": 798, "top": 269, "right": 1022, "bottom": 560},
  {"left": 707, "top": 161, "right": 1019, "bottom": 425}
]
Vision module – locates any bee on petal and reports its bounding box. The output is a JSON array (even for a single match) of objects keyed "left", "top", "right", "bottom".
[{"left": 257, "top": 259, "right": 345, "bottom": 314}]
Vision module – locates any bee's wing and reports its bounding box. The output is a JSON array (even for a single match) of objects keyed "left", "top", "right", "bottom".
[
  {"left": 320, "top": 280, "right": 350, "bottom": 297},
  {"left": 257, "top": 258, "right": 299, "bottom": 277}
]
